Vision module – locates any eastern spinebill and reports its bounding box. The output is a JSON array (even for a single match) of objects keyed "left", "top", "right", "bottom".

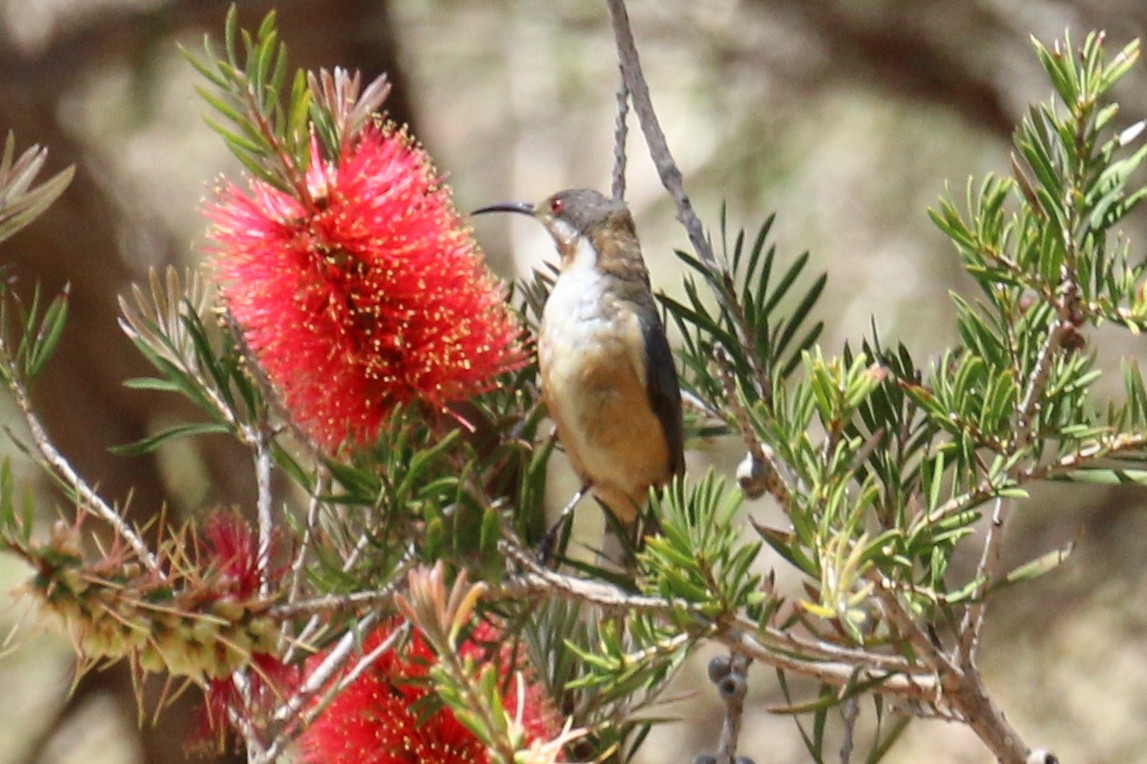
[{"left": 473, "top": 188, "right": 685, "bottom": 532}]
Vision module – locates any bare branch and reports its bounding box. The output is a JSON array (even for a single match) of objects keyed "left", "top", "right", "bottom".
[
  {"left": 254, "top": 427, "right": 275, "bottom": 599},
  {"left": 714, "top": 651, "right": 750, "bottom": 764},
  {"left": 611, "top": 69, "right": 630, "bottom": 202},
  {"left": 605, "top": 0, "right": 772, "bottom": 403},
  {"left": 604, "top": 0, "right": 711, "bottom": 269},
  {"left": 6, "top": 377, "right": 159, "bottom": 573}
]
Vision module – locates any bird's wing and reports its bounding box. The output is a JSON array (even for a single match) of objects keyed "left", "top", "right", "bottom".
[{"left": 639, "top": 310, "right": 686, "bottom": 476}]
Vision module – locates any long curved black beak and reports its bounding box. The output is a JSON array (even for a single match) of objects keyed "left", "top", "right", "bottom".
[{"left": 471, "top": 201, "right": 535, "bottom": 217}]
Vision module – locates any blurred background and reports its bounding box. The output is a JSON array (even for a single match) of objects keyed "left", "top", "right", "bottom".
[{"left": 1, "top": 1, "right": 1147, "bottom": 762}]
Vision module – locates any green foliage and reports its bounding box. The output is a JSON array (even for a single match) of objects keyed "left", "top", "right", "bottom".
[
  {"left": 0, "top": 133, "right": 74, "bottom": 246},
  {"left": 925, "top": 32, "right": 1147, "bottom": 485},
  {"left": 517, "top": 599, "right": 658, "bottom": 762},
  {"left": 560, "top": 610, "right": 690, "bottom": 761},
  {"left": 184, "top": 6, "right": 312, "bottom": 193},
  {"left": 117, "top": 268, "right": 262, "bottom": 448},
  {"left": 637, "top": 30, "right": 1147, "bottom": 760},
  {"left": 0, "top": 284, "right": 70, "bottom": 389},
  {"left": 463, "top": 363, "right": 553, "bottom": 549},
  {"left": 0, "top": 459, "right": 35, "bottom": 550},
  {"left": 184, "top": 6, "right": 391, "bottom": 199},
  {"left": 771, "top": 676, "right": 910, "bottom": 764},
  {"left": 661, "top": 209, "right": 825, "bottom": 413},
  {"left": 641, "top": 473, "right": 763, "bottom": 618}
]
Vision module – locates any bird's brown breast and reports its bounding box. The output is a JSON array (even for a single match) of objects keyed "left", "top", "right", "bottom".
[{"left": 539, "top": 268, "right": 673, "bottom": 521}]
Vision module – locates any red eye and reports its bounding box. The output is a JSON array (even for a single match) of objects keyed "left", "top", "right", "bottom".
[{"left": 549, "top": 197, "right": 564, "bottom": 215}]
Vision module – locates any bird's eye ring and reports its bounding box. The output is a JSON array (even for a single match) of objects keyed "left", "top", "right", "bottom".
[{"left": 549, "top": 197, "right": 564, "bottom": 215}]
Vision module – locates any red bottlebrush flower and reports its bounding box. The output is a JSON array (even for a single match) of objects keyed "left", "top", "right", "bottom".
[
  {"left": 195, "top": 653, "right": 300, "bottom": 754},
  {"left": 200, "top": 509, "right": 261, "bottom": 599},
  {"left": 208, "top": 126, "right": 525, "bottom": 452},
  {"left": 299, "top": 623, "right": 558, "bottom": 764},
  {"left": 191, "top": 511, "right": 298, "bottom": 752}
]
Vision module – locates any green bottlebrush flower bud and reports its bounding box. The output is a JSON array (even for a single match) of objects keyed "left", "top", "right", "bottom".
[
  {"left": 138, "top": 643, "right": 166, "bottom": 674},
  {"left": 246, "top": 616, "right": 278, "bottom": 653},
  {"left": 211, "top": 596, "right": 245, "bottom": 621},
  {"left": 190, "top": 615, "right": 221, "bottom": 645}
]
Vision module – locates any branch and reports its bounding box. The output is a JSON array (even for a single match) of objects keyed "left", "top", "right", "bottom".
[
  {"left": 254, "top": 427, "right": 275, "bottom": 599},
  {"left": 872, "top": 576, "right": 1035, "bottom": 764},
  {"left": 604, "top": 0, "right": 710, "bottom": 268},
  {"left": 946, "top": 669, "right": 1034, "bottom": 764},
  {"left": 714, "top": 349, "right": 793, "bottom": 504},
  {"left": 961, "top": 281, "right": 1082, "bottom": 662},
  {"left": 499, "top": 541, "right": 931, "bottom": 687},
  {"left": 611, "top": 69, "right": 629, "bottom": 202},
  {"left": 287, "top": 552, "right": 414, "bottom": 662},
  {"left": 924, "top": 429, "right": 1147, "bottom": 529},
  {"left": 256, "top": 613, "right": 395, "bottom": 764},
  {"left": 6, "top": 377, "right": 160, "bottom": 573},
  {"left": 271, "top": 587, "right": 402, "bottom": 619},
  {"left": 714, "top": 651, "right": 750, "bottom": 764},
  {"left": 871, "top": 577, "right": 957, "bottom": 677},
  {"left": 605, "top": 0, "right": 772, "bottom": 402},
  {"left": 713, "top": 629, "right": 938, "bottom": 703},
  {"left": 284, "top": 467, "right": 328, "bottom": 621}
]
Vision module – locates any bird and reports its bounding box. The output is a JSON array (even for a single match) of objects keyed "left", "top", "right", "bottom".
[{"left": 473, "top": 188, "right": 685, "bottom": 547}]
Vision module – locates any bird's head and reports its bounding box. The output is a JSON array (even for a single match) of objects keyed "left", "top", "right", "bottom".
[{"left": 473, "top": 188, "right": 642, "bottom": 274}]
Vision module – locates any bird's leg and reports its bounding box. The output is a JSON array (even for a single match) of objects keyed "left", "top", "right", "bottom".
[
  {"left": 537, "top": 483, "right": 590, "bottom": 564},
  {"left": 640, "top": 492, "right": 664, "bottom": 538},
  {"left": 598, "top": 501, "right": 644, "bottom": 570}
]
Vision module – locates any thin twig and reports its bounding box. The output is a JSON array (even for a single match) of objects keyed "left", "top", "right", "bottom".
[
  {"left": 289, "top": 533, "right": 406, "bottom": 660},
  {"left": 501, "top": 539, "right": 927, "bottom": 674},
  {"left": 714, "top": 351, "right": 768, "bottom": 467},
  {"left": 512, "top": 555, "right": 942, "bottom": 699},
  {"left": 604, "top": 0, "right": 711, "bottom": 269},
  {"left": 254, "top": 427, "right": 274, "bottom": 599},
  {"left": 873, "top": 534, "right": 1034, "bottom": 763},
  {"left": 714, "top": 349, "right": 792, "bottom": 504},
  {"left": 611, "top": 69, "right": 630, "bottom": 202},
  {"left": 715, "top": 628, "right": 938, "bottom": 702},
  {"left": 256, "top": 614, "right": 396, "bottom": 764},
  {"left": 7, "top": 378, "right": 160, "bottom": 573},
  {"left": 228, "top": 672, "right": 269, "bottom": 762},
  {"left": 229, "top": 698, "right": 267, "bottom": 764},
  {"left": 958, "top": 495, "right": 1007, "bottom": 663},
  {"left": 715, "top": 651, "right": 750, "bottom": 764},
  {"left": 840, "top": 695, "right": 859, "bottom": 764},
  {"left": 499, "top": 540, "right": 678, "bottom": 611},
  {"left": 924, "top": 429, "right": 1147, "bottom": 528},
  {"left": 727, "top": 614, "right": 915, "bottom": 672},
  {"left": 282, "top": 466, "right": 329, "bottom": 645},
  {"left": 960, "top": 283, "right": 1080, "bottom": 663},
  {"left": 605, "top": 0, "right": 770, "bottom": 401},
  {"left": 276, "top": 465, "right": 331, "bottom": 653},
  {"left": 272, "top": 581, "right": 404, "bottom": 619},
  {"left": 681, "top": 388, "right": 720, "bottom": 418},
  {"left": 871, "top": 578, "right": 958, "bottom": 677},
  {"left": 1014, "top": 315, "right": 1078, "bottom": 451},
  {"left": 269, "top": 610, "right": 384, "bottom": 727}
]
